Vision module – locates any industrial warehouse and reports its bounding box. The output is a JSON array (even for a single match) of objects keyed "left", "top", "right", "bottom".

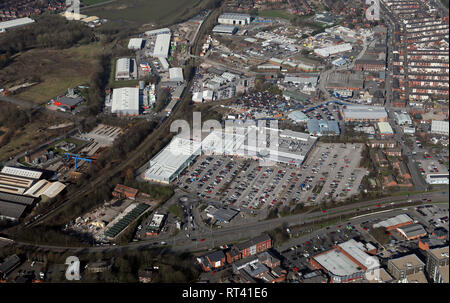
[
  {"left": 341, "top": 105, "right": 388, "bottom": 122},
  {"left": 115, "top": 57, "right": 137, "bottom": 80},
  {"left": 0, "top": 166, "right": 66, "bottom": 221},
  {"left": 143, "top": 127, "right": 317, "bottom": 184},
  {"left": 111, "top": 87, "right": 140, "bottom": 116}
]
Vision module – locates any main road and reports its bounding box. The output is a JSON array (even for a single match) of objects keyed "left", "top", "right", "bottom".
[{"left": 10, "top": 190, "right": 448, "bottom": 253}]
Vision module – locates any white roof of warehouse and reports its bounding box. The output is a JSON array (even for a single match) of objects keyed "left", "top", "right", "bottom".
[
  {"left": 145, "top": 137, "right": 201, "bottom": 182},
  {"left": 343, "top": 105, "right": 387, "bottom": 120},
  {"left": 313, "top": 248, "right": 362, "bottom": 277},
  {"left": 128, "top": 38, "right": 143, "bottom": 50},
  {"left": 24, "top": 180, "right": 66, "bottom": 198},
  {"left": 1, "top": 166, "right": 42, "bottom": 180},
  {"left": 153, "top": 33, "right": 171, "bottom": 58},
  {"left": 145, "top": 28, "right": 171, "bottom": 36},
  {"left": 431, "top": 120, "right": 449, "bottom": 134},
  {"left": 111, "top": 87, "right": 140, "bottom": 114},
  {"left": 218, "top": 13, "right": 250, "bottom": 20},
  {"left": 378, "top": 122, "right": 393, "bottom": 134},
  {"left": 338, "top": 239, "right": 374, "bottom": 269},
  {"left": 0, "top": 17, "right": 35, "bottom": 31},
  {"left": 373, "top": 214, "right": 413, "bottom": 229},
  {"left": 314, "top": 43, "right": 352, "bottom": 57},
  {"left": 288, "top": 111, "right": 309, "bottom": 122},
  {"left": 169, "top": 67, "right": 184, "bottom": 82},
  {"left": 116, "top": 58, "right": 131, "bottom": 74}
]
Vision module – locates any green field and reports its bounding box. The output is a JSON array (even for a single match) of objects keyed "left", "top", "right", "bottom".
[
  {"left": 84, "top": 0, "right": 209, "bottom": 27},
  {"left": 1, "top": 43, "right": 103, "bottom": 104}
]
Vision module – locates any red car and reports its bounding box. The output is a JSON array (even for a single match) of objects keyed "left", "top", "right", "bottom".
[
  {"left": 200, "top": 238, "right": 206, "bottom": 242},
  {"left": 376, "top": 204, "right": 381, "bottom": 208},
  {"left": 322, "top": 210, "right": 326, "bottom": 213}
]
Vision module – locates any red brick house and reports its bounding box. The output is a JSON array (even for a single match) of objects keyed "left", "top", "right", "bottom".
[{"left": 236, "top": 234, "right": 272, "bottom": 259}]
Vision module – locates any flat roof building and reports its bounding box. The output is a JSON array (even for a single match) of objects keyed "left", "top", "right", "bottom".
[
  {"left": 153, "top": 34, "right": 171, "bottom": 58},
  {"left": 307, "top": 120, "right": 340, "bottom": 136},
  {"left": 426, "top": 246, "right": 449, "bottom": 283},
  {"left": 288, "top": 111, "right": 309, "bottom": 123},
  {"left": 431, "top": 120, "right": 449, "bottom": 136},
  {"left": 128, "top": 38, "right": 144, "bottom": 50},
  {"left": 169, "top": 67, "right": 184, "bottom": 82},
  {"left": 387, "top": 254, "right": 425, "bottom": 281},
  {"left": 314, "top": 43, "right": 353, "bottom": 57},
  {"left": 212, "top": 25, "right": 237, "bottom": 35},
  {"left": 342, "top": 105, "right": 388, "bottom": 122},
  {"left": 378, "top": 122, "right": 394, "bottom": 136},
  {"left": 111, "top": 87, "right": 140, "bottom": 116},
  {"left": 115, "top": 58, "right": 134, "bottom": 80},
  {"left": 218, "top": 13, "right": 251, "bottom": 25},
  {"left": 395, "top": 113, "right": 412, "bottom": 125},
  {"left": 310, "top": 239, "right": 379, "bottom": 283},
  {"left": 144, "top": 137, "right": 201, "bottom": 184},
  {"left": 145, "top": 28, "right": 171, "bottom": 36}
]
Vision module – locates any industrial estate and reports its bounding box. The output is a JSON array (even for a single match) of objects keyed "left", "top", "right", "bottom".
[{"left": 0, "top": 0, "right": 448, "bottom": 287}]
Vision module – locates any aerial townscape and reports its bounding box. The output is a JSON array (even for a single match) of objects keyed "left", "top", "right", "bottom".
[{"left": 0, "top": 0, "right": 449, "bottom": 288}]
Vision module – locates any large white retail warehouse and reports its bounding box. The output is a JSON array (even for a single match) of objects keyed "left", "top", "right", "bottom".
[
  {"left": 153, "top": 33, "right": 171, "bottom": 58},
  {"left": 143, "top": 128, "right": 317, "bottom": 184},
  {"left": 218, "top": 13, "right": 251, "bottom": 25},
  {"left": 111, "top": 87, "right": 140, "bottom": 116},
  {"left": 144, "top": 137, "right": 201, "bottom": 184}
]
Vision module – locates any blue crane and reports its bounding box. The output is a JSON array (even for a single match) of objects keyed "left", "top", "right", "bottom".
[{"left": 64, "top": 153, "right": 93, "bottom": 170}]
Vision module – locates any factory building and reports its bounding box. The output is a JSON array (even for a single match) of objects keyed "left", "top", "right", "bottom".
[
  {"left": 145, "top": 28, "right": 171, "bottom": 36},
  {"left": 153, "top": 33, "right": 171, "bottom": 58},
  {"left": 307, "top": 120, "right": 340, "bottom": 136},
  {"left": 326, "top": 72, "right": 364, "bottom": 91},
  {"left": 218, "top": 13, "right": 251, "bottom": 25},
  {"left": 341, "top": 105, "right": 388, "bottom": 122},
  {"left": 212, "top": 25, "right": 237, "bottom": 35},
  {"left": 288, "top": 111, "right": 309, "bottom": 123},
  {"left": 144, "top": 137, "right": 201, "bottom": 184},
  {"left": 314, "top": 43, "right": 353, "bottom": 57},
  {"left": 0, "top": 192, "right": 35, "bottom": 221},
  {"left": 115, "top": 58, "right": 135, "bottom": 80},
  {"left": 373, "top": 214, "right": 414, "bottom": 231},
  {"left": 0, "top": 17, "right": 34, "bottom": 32},
  {"left": 395, "top": 113, "right": 412, "bottom": 125},
  {"left": 431, "top": 120, "right": 449, "bottom": 136},
  {"left": 169, "top": 67, "right": 184, "bottom": 82},
  {"left": 128, "top": 38, "right": 144, "bottom": 50},
  {"left": 111, "top": 87, "right": 140, "bottom": 116}
]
